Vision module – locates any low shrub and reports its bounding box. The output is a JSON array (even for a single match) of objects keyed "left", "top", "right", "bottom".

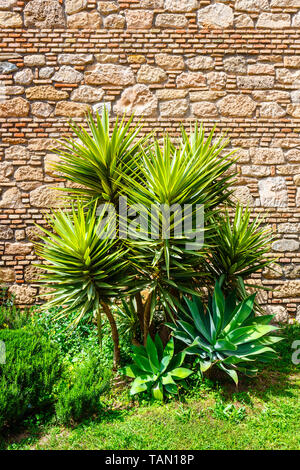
[
  {"left": 0, "top": 328, "right": 62, "bottom": 431},
  {"left": 55, "top": 355, "right": 112, "bottom": 425},
  {"left": 0, "top": 304, "right": 34, "bottom": 330}
]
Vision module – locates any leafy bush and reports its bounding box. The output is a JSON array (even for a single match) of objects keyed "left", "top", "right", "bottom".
[
  {"left": 0, "top": 329, "right": 62, "bottom": 431},
  {"left": 209, "top": 205, "right": 274, "bottom": 297},
  {"left": 121, "top": 334, "right": 192, "bottom": 400},
  {"left": 55, "top": 355, "right": 111, "bottom": 425},
  {"left": 0, "top": 304, "right": 34, "bottom": 330},
  {"left": 168, "top": 281, "right": 282, "bottom": 384}
]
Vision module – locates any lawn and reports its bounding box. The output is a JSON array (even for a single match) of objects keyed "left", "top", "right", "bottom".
[{"left": 3, "top": 324, "right": 299, "bottom": 451}]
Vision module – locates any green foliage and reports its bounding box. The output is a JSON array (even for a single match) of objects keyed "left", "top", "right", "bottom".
[
  {"left": 122, "top": 124, "right": 237, "bottom": 315},
  {"left": 35, "top": 202, "right": 131, "bottom": 323},
  {"left": 52, "top": 109, "right": 147, "bottom": 204},
  {"left": 55, "top": 355, "right": 111, "bottom": 425},
  {"left": 211, "top": 400, "right": 246, "bottom": 423},
  {"left": 0, "top": 304, "right": 34, "bottom": 330},
  {"left": 121, "top": 334, "right": 193, "bottom": 400},
  {"left": 209, "top": 204, "right": 274, "bottom": 294},
  {"left": 32, "top": 306, "right": 104, "bottom": 360},
  {"left": 114, "top": 298, "right": 141, "bottom": 344},
  {"left": 0, "top": 328, "right": 62, "bottom": 431},
  {"left": 168, "top": 281, "right": 282, "bottom": 384}
]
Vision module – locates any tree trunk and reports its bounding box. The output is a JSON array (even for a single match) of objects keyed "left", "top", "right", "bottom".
[
  {"left": 143, "top": 292, "right": 152, "bottom": 346},
  {"left": 101, "top": 301, "right": 120, "bottom": 370},
  {"left": 135, "top": 292, "right": 145, "bottom": 337}
]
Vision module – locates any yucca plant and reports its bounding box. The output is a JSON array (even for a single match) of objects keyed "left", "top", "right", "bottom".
[
  {"left": 208, "top": 204, "right": 274, "bottom": 298},
  {"left": 114, "top": 297, "right": 141, "bottom": 346},
  {"left": 51, "top": 108, "right": 147, "bottom": 205},
  {"left": 35, "top": 202, "right": 132, "bottom": 369},
  {"left": 167, "top": 281, "right": 281, "bottom": 384},
  {"left": 121, "top": 334, "right": 192, "bottom": 400},
  {"left": 121, "top": 125, "right": 237, "bottom": 343}
]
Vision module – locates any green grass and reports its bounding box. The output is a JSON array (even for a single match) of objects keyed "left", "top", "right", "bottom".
[{"left": 2, "top": 324, "right": 300, "bottom": 451}]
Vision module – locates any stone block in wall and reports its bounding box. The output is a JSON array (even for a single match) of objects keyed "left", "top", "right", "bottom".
[
  {"left": 273, "top": 281, "right": 300, "bottom": 299},
  {"left": 260, "top": 102, "right": 286, "bottom": 118},
  {"left": 217, "top": 94, "right": 256, "bottom": 117},
  {"left": 284, "top": 264, "right": 300, "bottom": 279},
  {"left": 155, "top": 54, "right": 185, "bottom": 70},
  {"left": 272, "top": 239, "right": 300, "bottom": 252},
  {"left": 0, "top": 12, "right": 22, "bottom": 28},
  {"left": 223, "top": 56, "right": 247, "bottom": 74},
  {"left": 197, "top": 4, "right": 234, "bottom": 29},
  {"left": 235, "top": 0, "right": 270, "bottom": 11},
  {"left": 258, "top": 177, "right": 288, "bottom": 207},
  {"left": 0, "top": 188, "right": 23, "bottom": 209},
  {"left": 0, "top": 97, "right": 30, "bottom": 117},
  {"left": 0, "top": 268, "right": 15, "bottom": 283},
  {"left": 67, "top": 11, "right": 102, "bottom": 29},
  {"left": 103, "top": 14, "right": 125, "bottom": 29},
  {"left": 24, "top": 0, "right": 66, "bottom": 28},
  {"left": 114, "top": 84, "right": 158, "bottom": 116},
  {"left": 26, "top": 86, "right": 69, "bottom": 101},
  {"left": 8, "top": 285, "right": 36, "bottom": 305},
  {"left": 256, "top": 13, "right": 291, "bottom": 29},
  {"left": 191, "top": 101, "right": 218, "bottom": 117},
  {"left": 84, "top": 64, "right": 135, "bottom": 86},
  {"left": 5, "top": 243, "right": 33, "bottom": 256},
  {"left": 234, "top": 14, "right": 254, "bottom": 28},
  {"left": 137, "top": 65, "right": 167, "bottom": 84},
  {"left": 125, "top": 10, "right": 154, "bottom": 29},
  {"left": 159, "top": 99, "right": 189, "bottom": 117},
  {"left": 237, "top": 76, "right": 275, "bottom": 89},
  {"left": 176, "top": 72, "right": 206, "bottom": 88},
  {"left": 98, "top": 1, "right": 119, "bottom": 15},
  {"left": 65, "top": 0, "right": 87, "bottom": 15},
  {"left": 14, "top": 166, "right": 44, "bottom": 182},
  {"left": 29, "top": 184, "right": 64, "bottom": 208},
  {"left": 23, "top": 55, "right": 46, "bottom": 67},
  {"left": 186, "top": 56, "right": 215, "bottom": 71},
  {"left": 58, "top": 54, "right": 94, "bottom": 66},
  {"left": 263, "top": 263, "right": 283, "bottom": 279},
  {"left": 14, "top": 69, "right": 34, "bottom": 86},
  {"left": 31, "top": 102, "right": 54, "bottom": 118},
  {"left": 54, "top": 101, "right": 91, "bottom": 117},
  {"left": 52, "top": 66, "right": 83, "bottom": 84},
  {"left": 0, "top": 0, "right": 18, "bottom": 9},
  {"left": 250, "top": 148, "right": 285, "bottom": 164},
  {"left": 71, "top": 86, "right": 105, "bottom": 103},
  {"left": 155, "top": 13, "right": 188, "bottom": 28},
  {"left": 164, "top": 0, "right": 198, "bottom": 12},
  {"left": 265, "top": 305, "right": 289, "bottom": 323},
  {"left": 0, "top": 226, "right": 14, "bottom": 240}
]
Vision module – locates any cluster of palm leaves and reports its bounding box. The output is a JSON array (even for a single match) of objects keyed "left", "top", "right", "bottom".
[{"left": 36, "top": 107, "right": 275, "bottom": 370}]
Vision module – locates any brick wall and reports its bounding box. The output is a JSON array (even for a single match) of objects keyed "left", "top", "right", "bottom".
[{"left": 0, "top": 0, "right": 300, "bottom": 322}]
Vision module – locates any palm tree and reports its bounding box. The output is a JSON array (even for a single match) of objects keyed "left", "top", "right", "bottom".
[{"left": 35, "top": 204, "right": 131, "bottom": 369}]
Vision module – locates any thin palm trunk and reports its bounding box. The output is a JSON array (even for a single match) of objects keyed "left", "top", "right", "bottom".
[
  {"left": 143, "top": 291, "right": 153, "bottom": 346},
  {"left": 101, "top": 301, "right": 120, "bottom": 370}
]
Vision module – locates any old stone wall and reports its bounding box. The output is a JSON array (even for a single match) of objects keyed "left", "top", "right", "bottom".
[{"left": 0, "top": 0, "right": 300, "bottom": 321}]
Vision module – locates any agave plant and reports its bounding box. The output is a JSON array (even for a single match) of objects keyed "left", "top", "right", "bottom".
[
  {"left": 35, "top": 202, "right": 132, "bottom": 369},
  {"left": 208, "top": 204, "right": 274, "bottom": 297},
  {"left": 121, "top": 334, "right": 192, "bottom": 400},
  {"left": 51, "top": 107, "right": 147, "bottom": 205},
  {"left": 167, "top": 281, "right": 281, "bottom": 384}
]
